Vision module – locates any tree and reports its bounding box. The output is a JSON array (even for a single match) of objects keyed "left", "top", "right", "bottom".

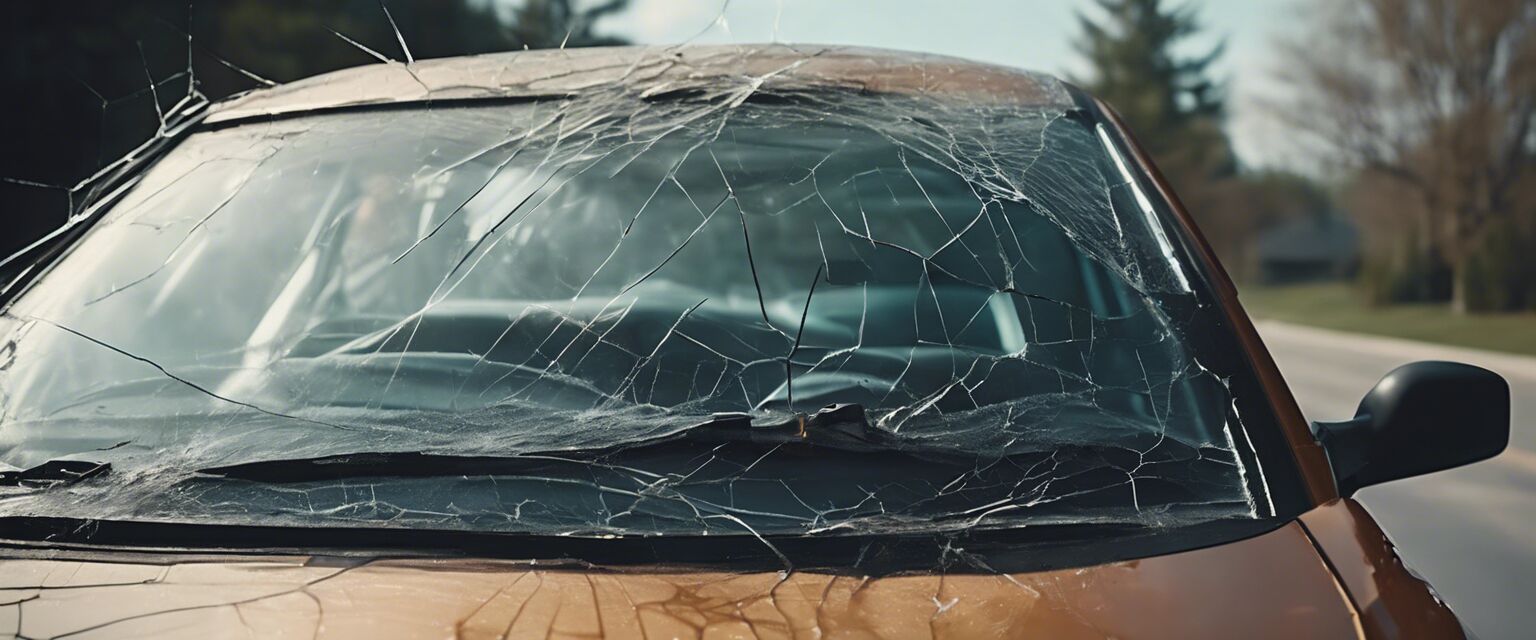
[
  {"left": 1074, "top": 0, "right": 1226, "bottom": 150},
  {"left": 0, "top": 0, "right": 632, "bottom": 264},
  {"left": 1073, "top": 0, "right": 1243, "bottom": 267},
  {"left": 504, "top": 0, "right": 630, "bottom": 49},
  {"left": 1274, "top": 0, "right": 1536, "bottom": 312}
]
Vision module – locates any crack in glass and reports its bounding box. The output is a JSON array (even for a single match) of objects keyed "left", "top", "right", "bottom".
[{"left": 0, "top": 46, "right": 1276, "bottom": 566}]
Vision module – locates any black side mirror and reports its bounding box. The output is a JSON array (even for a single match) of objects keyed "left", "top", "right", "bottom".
[{"left": 1312, "top": 361, "right": 1509, "bottom": 496}]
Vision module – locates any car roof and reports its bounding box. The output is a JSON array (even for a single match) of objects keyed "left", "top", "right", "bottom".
[{"left": 205, "top": 44, "right": 1074, "bottom": 124}]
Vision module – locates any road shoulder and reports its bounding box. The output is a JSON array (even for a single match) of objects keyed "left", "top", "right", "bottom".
[{"left": 1254, "top": 320, "right": 1536, "bottom": 382}]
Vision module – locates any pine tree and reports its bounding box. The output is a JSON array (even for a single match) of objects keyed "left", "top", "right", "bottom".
[
  {"left": 1074, "top": 0, "right": 1242, "bottom": 267},
  {"left": 505, "top": 0, "right": 630, "bottom": 50},
  {"left": 1073, "top": 0, "right": 1227, "bottom": 162}
]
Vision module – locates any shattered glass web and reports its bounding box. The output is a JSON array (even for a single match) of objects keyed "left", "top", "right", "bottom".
[{"left": 0, "top": 47, "right": 1273, "bottom": 543}]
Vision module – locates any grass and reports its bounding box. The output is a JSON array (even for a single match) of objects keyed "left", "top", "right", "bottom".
[{"left": 1238, "top": 281, "right": 1536, "bottom": 357}]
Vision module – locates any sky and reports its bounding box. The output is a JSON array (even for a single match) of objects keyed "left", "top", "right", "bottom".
[{"left": 596, "top": 0, "right": 1304, "bottom": 169}]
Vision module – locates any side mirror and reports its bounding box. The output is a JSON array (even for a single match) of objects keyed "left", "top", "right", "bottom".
[{"left": 1312, "top": 361, "right": 1509, "bottom": 496}]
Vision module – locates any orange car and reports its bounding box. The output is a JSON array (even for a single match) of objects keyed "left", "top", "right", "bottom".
[{"left": 0, "top": 46, "right": 1509, "bottom": 638}]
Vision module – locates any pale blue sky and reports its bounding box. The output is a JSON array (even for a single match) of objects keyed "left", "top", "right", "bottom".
[{"left": 597, "top": 0, "right": 1303, "bottom": 168}]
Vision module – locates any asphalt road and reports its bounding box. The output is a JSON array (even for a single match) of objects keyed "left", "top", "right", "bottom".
[{"left": 1256, "top": 321, "right": 1536, "bottom": 640}]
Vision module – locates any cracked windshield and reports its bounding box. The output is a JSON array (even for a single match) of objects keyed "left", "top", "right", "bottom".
[
  {"left": 10, "top": 0, "right": 1536, "bottom": 636},
  {"left": 0, "top": 49, "right": 1280, "bottom": 537}
]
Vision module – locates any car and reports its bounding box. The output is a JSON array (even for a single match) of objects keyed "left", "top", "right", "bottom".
[{"left": 0, "top": 45, "right": 1509, "bottom": 638}]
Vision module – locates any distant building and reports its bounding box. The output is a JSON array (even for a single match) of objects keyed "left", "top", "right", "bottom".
[{"left": 1254, "top": 215, "right": 1360, "bottom": 284}]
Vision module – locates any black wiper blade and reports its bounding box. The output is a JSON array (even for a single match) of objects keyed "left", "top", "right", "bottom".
[
  {"left": 672, "top": 403, "right": 893, "bottom": 448},
  {"left": 200, "top": 403, "right": 906, "bottom": 484},
  {"left": 0, "top": 460, "right": 111, "bottom": 488},
  {"left": 199, "top": 451, "right": 576, "bottom": 483}
]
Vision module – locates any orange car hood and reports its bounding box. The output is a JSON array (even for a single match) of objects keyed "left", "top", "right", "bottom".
[{"left": 0, "top": 519, "right": 1377, "bottom": 639}]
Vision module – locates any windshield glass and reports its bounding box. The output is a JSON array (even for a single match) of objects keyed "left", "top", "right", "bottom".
[{"left": 0, "top": 77, "right": 1288, "bottom": 538}]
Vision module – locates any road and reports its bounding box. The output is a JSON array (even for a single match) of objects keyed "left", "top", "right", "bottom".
[{"left": 1257, "top": 321, "right": 1536, "bottom": 640}]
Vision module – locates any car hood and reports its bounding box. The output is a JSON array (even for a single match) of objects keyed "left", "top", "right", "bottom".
[{"left": 0, "top": 520, "right": 1370, "bottom": 639}]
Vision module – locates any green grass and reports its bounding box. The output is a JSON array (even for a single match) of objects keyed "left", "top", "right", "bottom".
[{"left": 1238, "top": 282, "right": 1536, "bottom": 357}]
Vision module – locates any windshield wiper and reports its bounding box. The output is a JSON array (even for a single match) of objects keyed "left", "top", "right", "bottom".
[
  {"left": 198, "top": 403, "right": 917, "bottom": 483},
  {"left": 646, "top": 403, "right": 893, "bottom": 449},
  {"left": 0, "top": 460, "right": 111, "bottom": 488}
]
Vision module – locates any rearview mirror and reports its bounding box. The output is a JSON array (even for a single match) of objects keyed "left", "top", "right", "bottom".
[{"left": 1312, "top": 361, "right": 1509, "bottom": 496}]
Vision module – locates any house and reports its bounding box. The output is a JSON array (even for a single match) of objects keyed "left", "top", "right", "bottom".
[{"left": 1254, "top": 215, "right": 1360, "bottom": 284}]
